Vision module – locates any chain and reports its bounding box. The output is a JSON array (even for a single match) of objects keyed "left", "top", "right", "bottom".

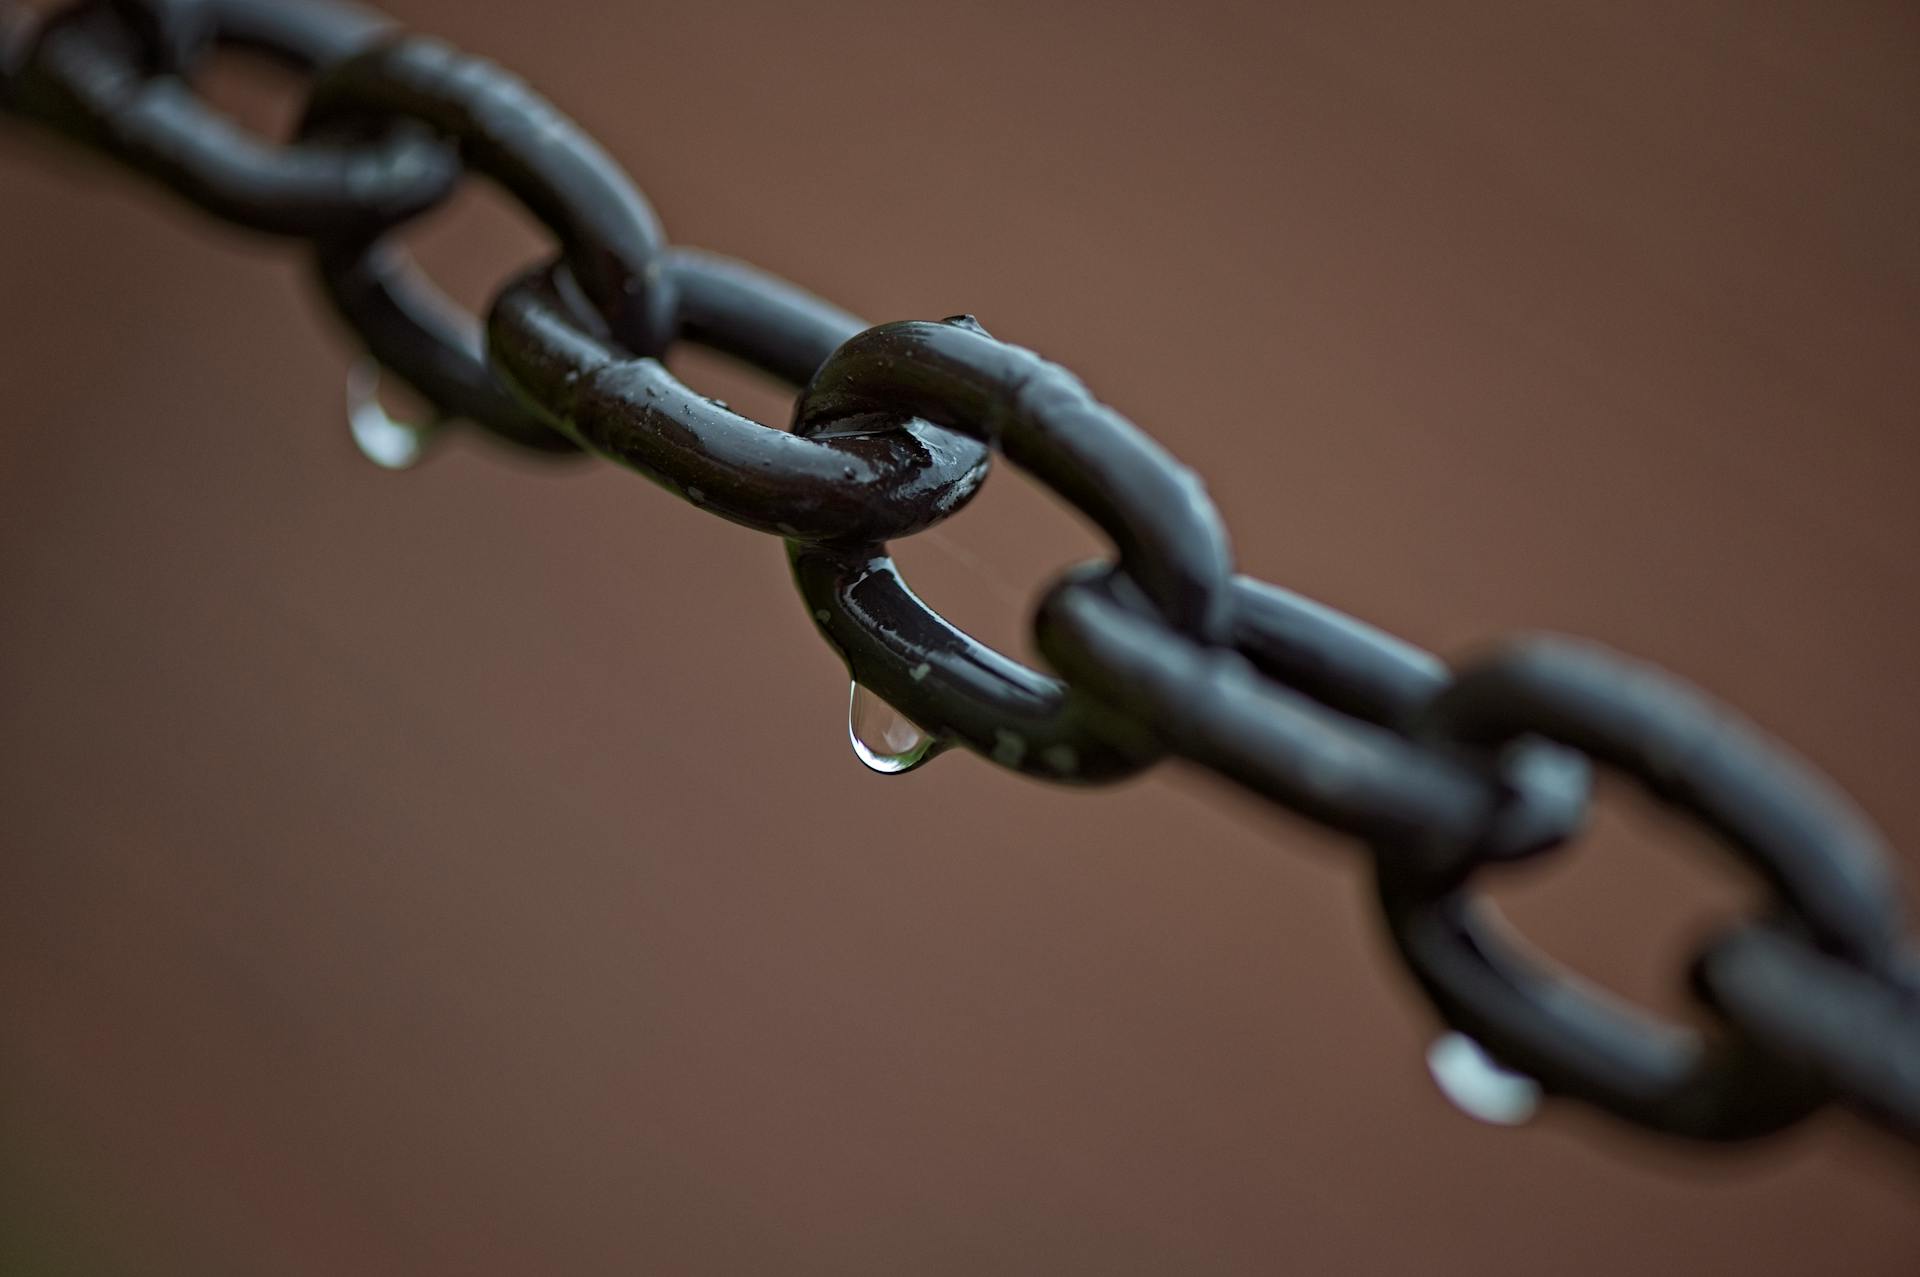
[{"left": 4, "top": 0, "right": 1916, "bottom": 1157}]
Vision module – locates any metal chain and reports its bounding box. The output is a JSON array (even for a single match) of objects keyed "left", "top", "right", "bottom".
[{"left": 4, "top": 0, "right": 1916, "bottom": 1156}]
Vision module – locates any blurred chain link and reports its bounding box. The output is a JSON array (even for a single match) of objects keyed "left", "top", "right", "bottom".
[{"left": 4, "top": 0, "right": 1915, "bottom": 1157}]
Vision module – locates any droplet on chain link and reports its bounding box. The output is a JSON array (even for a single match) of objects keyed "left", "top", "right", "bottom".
[
  {"left": 346, "top": 359, "right": 438, "bottom": 469},
  {"left": 849, "top": 682, "right": 944, "bottom": 774},
  {"left": 1425, "top": 1032, "right": 1542, "bottom": 1126}
]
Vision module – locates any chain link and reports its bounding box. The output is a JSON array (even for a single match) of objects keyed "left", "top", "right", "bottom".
[{"left": 4, "top": 0, "right": 1915, "bottom": 1158}]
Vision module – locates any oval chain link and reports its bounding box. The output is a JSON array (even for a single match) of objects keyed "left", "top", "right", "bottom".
[{"left": 2, "top": 0, "right": 1914, "bottom": 1156}]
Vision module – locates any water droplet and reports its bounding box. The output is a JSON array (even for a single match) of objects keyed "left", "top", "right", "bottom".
[
  {"left": 1425, "top": 1033, "right": 1541, "bottom": 1126},
  {"left": 346, "top": 360, "right": 436, "bottom": 470},
  {"left": 848, "top": 683, "right": 943, "bottom": 774}
]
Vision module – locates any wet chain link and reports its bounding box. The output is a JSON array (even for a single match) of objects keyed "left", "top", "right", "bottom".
[{"left": 5, "top": 0, "right": 1915, "bottom": 1158}]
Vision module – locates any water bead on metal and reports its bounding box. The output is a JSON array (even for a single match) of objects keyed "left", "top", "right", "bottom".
[
  {"left": 788, "top": 316, "right": 1232, "bottom": 782},
  {"left": 1379, "top": 636, "right": 1908, "bottom": 1139},
  {"left": 790, "top": 544, "right": 1165, "bottom": 783},
  {"left": 3, "top": 0, "right": 1915, "bottom": 1159},
  {"left": 299, "top": 32, "right": 677, "bottom": 451}
]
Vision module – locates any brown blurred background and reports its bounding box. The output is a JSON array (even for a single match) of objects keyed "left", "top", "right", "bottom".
[{"left": 3, "top": 0, "right": 1918, "bottom": 1273}]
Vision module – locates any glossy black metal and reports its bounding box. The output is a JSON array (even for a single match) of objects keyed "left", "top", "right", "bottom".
[
  {"left": 796, "top": 317, "right": 1235, "bottom": 640},
  {"left": 5, "top": 0, "right": 1916, "bottom": 1160},
  {"left": 792, "top": 548, "right": 1163, "bottom": 782},
  {"left": 302, "top": 34, "right": 675, "bottom": 448},
  {"left": 1224, "top": 574, "right": 1446, "bottom": 730},
  {"left": 1378, "top": 636, "right": 1907, "bottom": 1139},
  {"left": 1696, "top": 922, "right": 1920, "bottom": 1144},
  {"left": 1035, "top": 567, "right": 1590, "bottom": 866},
  {"left": 4, "top": 0, "right": 456, "bottom": 235},
  {"left": 317, "top": 234, "right": 577, "bottom": 451},
  {"left": 1418, "top": 638, "right": 1902, "bottom": 950},
  {"left": 788, "top": 317, "right": 1234, "bottom": 781},
  {"left": 1380, "top": 885, "right": 1825, "bottom": 1139},
  {"left": 487, "top": 259, "right": 993, "bottom": 543},
  {"left": 665, "top": 247, "right": 864, "bottom": 388}
]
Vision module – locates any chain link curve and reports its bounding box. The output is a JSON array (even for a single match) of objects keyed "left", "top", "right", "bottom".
[{"left": 1, "top": 0, "right": 1914, "bottom": 1160}]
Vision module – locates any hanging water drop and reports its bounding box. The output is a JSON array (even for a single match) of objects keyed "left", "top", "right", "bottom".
[
  {"left": 848, "top": 682, "right": 943, "bottom": 774},
  {"left": 346, "top": 359, "right": 436, "bottom": 469},
  {"left": 1425, "top": 1032, "right": 1541, "bottom": 1126}
]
